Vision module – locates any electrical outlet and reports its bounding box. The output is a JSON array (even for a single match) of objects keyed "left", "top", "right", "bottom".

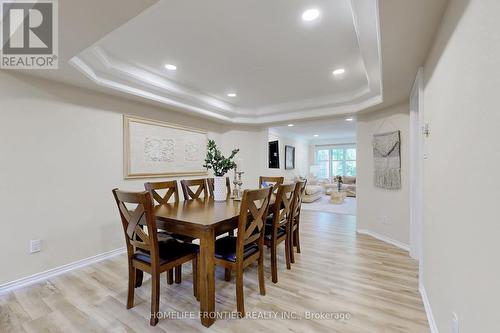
[
  {"left": 452, "top": 312, "right": 459, "bottom": 333},
  {"left": 382, "top": 216, "right": 390, "bottom": 225},
  {"left": 30, "top": 239, "right": 41, "bottom": 253}
]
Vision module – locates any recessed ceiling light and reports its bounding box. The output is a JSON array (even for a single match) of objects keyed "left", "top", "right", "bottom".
[
  {"left": 288, "top": 124, "right": 294, "bottom": 127},
  {"left": 302, "top": 9, "right": 320, "bottom": 21},
  {"left": 314, "top": 134, "right": 319, "bottom": 137},
  {"left": 333, "top": 68, "right": 345, "bottom": 75},
  {"left": 227, "top": 93, "right": 237, "bottom": 97},
  {"left": 165, "top": 64, "right": 177, "bottom": 71},
  {"left": 345, "top": 118, "right": 354, "bottom": 122},
  {"left": 332, "top": 68, "right": 346, "bottom": 76}
]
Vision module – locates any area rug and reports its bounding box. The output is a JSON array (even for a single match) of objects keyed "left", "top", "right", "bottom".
[{"left": 301, "top": 195, "right": 356, "bottom": 215}]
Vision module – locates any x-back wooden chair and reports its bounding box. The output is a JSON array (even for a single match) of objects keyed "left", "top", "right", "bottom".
[
  {"left": 264, "top": 183, "right": 296, "bottom": 283},
  {"left": 258, "top": 176, "right": 284, "bottom": 194},
  {"left": 144, "top": 180, "right": 194, "bottom": 285},
  {"left": 207, "top": 177, "right": 236, "bottom": 237},
  {"left": 112, "top": 189, "right": 198, "bottom": 326},
  {"left": 290, "top": 180, "right": 307, "bottom": 263},
  {"left": 145, "top": 180, "right": 179, "bottom": 205},
  {"left": 213, "top": 187, "right": 272, "bottom": 317},
  {"left": 207, "top": 177, "right": 232, "bottom": 198},
  {"left": 180, "top": 178, "right": 209, "bottom": 200}
]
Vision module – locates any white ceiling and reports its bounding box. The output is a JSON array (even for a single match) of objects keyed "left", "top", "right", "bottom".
[
  {"left": 70, "top": 0, "right": 382, "bottom": 124},
  {"left": 99, "top": 1, "right": 367, "bottom": 108},
  {"left": 270, "top": 117, "right": 356, "bottom": 143},
  {"left": 15, "top": 0, "right": 448, "bottom": 126}
]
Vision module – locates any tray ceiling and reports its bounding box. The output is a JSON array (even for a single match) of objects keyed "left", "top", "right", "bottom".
[{"left": 71, "top": 0, "right": 382, "bottom": 124}]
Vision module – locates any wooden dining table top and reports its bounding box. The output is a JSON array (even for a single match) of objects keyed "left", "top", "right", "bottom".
[
  {"left": 154, "top": 197, "right": 242, "bottom": 227},
  {"left": 154, "top": 195, "right": 276, "bottom": 229}
]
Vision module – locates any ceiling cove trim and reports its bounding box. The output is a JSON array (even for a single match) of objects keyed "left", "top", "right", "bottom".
[
  {"left": 69, "top": 46, "right": 383, "bottom": 125},
  {"left": 69, "top": 0, "right": 383, "bottom": 125},
  {"left": 348, "top": 0, "right": 371, "bottom": 89},
  {"left": 70, "top": 56, "right": 233, "bottom": 122}
]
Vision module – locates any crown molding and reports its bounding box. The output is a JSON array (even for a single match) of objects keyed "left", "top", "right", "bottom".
[{"left": 70, "top": 0, "right": 382, "bottom": 124}]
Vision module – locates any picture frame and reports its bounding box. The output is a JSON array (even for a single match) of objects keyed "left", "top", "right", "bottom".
[
  {"left": 123, "top": 115, "right": 208, "bottom": 179},
  {"left": 285, "top": 145, "right": 295, "bottom": 170}
]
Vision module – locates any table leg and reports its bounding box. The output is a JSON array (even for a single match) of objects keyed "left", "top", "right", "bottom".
[{"left": 199, "top": 228, "right": 215, "bottom": 327}]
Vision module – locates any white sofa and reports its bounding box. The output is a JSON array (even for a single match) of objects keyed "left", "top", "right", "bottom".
[{"left": 302, "top": 184, "right": 323, "bottom": 203}]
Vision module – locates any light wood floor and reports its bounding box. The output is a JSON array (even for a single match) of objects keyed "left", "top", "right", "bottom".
[{"left": 0, "top": 211, "right": 429, "bottom": 333}]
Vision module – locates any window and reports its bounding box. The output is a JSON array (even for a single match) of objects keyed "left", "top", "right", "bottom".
[
  {"left": 316, "top": 149, "right": 330, "bottom": 178},
  {"left": 314, "top": 145, "right": 356, "bottom": 178}
]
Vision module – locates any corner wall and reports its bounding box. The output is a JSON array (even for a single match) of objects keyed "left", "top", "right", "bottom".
[
  {"left": 422, "top": 0, "right": 500, "bottom": 331},
  {"left": 356, "top": 102, "right": 410, "bottom": 246}
]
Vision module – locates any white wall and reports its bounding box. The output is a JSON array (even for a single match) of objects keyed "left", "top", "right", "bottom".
[
  {"left": 0, "top": 72, "right": 266, "bottom": 285},
  {"left": 267, "top": 131, "right": 309, "bottom": 180},
  {"left": 356, "top": 102, "right": 410, "bottom": 245},
  {"left": 422, "top": 0, "right": 500, "bottom": 331},
  {"left": 219, "top": 127, "right": 268, "bottom": 188}
]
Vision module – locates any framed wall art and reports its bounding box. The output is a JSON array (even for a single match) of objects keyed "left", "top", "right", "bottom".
[
  {"left": 123, "top": 115, "right": 208, "bottom": 179},
  {"left": 285, "top": 145, "right": 295, "bottom": 170}
]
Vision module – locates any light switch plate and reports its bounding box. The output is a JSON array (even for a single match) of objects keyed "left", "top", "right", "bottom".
[{"left": 30, "top": 239, "right": 41, "bottom": 253}]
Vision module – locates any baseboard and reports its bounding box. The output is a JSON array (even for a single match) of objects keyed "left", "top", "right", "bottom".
[
  {"left": 420, "top": 282, "right": 439, "bottom": 333},
  {"left": 0, "top": 247, "right": 126, "bottom": 294},
  {"left": 357, "top": 229, "right": 410, "bottom": 252}
]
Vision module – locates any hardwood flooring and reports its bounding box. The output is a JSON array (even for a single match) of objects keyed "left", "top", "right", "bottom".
[{"left": 0, "top": 211, "right": 429, "bottom": 332}]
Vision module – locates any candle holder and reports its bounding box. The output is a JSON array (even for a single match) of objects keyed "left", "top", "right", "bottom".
[{"left": 232, "top": 167, "right": 244, "bottom": 201}]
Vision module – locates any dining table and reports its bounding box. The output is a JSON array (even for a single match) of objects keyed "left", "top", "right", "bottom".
[{"left": 153, "top": 196, "right": 275, "bottom": 327}]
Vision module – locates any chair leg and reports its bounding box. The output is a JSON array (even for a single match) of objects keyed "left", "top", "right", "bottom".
[
  {"left": 167, "top": 269, "right": 174, "bottom": 285},
  {"left": 150, "top": 271, "right": 160, "bottom": 326},
  {"left": 224, "top": 268, "right": 231, "bottom": 281},
  {"left": 270, "top": 240, "right": 278, "bottom": 283},
  {"left": 284, "top": 234, "right": 291, "bottom": 270},
  {"left": 135, "top": 268, "right": 143, "bottom": 288},
  {"left": 235, "top": 269, "right": 245, "bottom": 317},
  {"left": 290, "top": 229, "right": 295, "bottom": 264},
  {"left": 127, "top": 264, "right": 136, "bottom": 309},
  {"left": 258, "top": 253, "right": 266, "bottom": 296},
  {"left": 295, "top": 228, "right": 301, "bottom": 253},
  {"left": 175, "top": 265, "right": 182, "bottom": 284},
  {"left": 192, "top": 257, "right": 198, "bottom": 299}
]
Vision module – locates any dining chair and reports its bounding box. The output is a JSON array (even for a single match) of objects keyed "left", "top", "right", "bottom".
[
  {"left": 290, "top": 180, "right": 307, "bottom": 263},
  {"left": 258, "top": 176, "right": 284, "bottom": 193},
  {"left": 144, "top": 180, "right": 195, "bottom": 285},
  {"left": 180, "top": 178, "right": 209, "bottom": 200},
  {"left": 264, "top": 183, "right": 296, "bottom": 283},
  {"left": 112, "top": 189, "right": 198, "bottom": 326},
  {"left": 207, "top": 177, "right": 236, "bottom": 238},
  {"left": 207, "top": 177, "right": 232, "bottom": 198},
  {"left": 213, "top": 187, "right": 272, "bottom": 317},
  {"left": 259, "top": 176, "right": 284, "bottom": 220}
]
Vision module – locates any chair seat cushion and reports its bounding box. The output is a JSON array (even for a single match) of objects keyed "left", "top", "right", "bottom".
[
  {"left": 133, "top": 236, "right": 198, "bottom": 266},
  {"left": 214, "top": 236, "right": 258, "bottom": 262},
  {"left": 264, "top": 224, "right": 286, "bottom": 241}
]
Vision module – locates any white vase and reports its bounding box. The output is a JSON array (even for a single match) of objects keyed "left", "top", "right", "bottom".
[{"left": 213, "top": 176, "right": 226, "bottom": 201}]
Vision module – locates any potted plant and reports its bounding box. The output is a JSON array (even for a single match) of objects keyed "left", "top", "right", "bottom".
[{"left": 203, "top": 140, "right": 239, "bottom": 201}]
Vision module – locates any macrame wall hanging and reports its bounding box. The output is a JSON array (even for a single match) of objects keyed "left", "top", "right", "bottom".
[{"left": 372, "top": 130, "right": 401, "bottom": 190}]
